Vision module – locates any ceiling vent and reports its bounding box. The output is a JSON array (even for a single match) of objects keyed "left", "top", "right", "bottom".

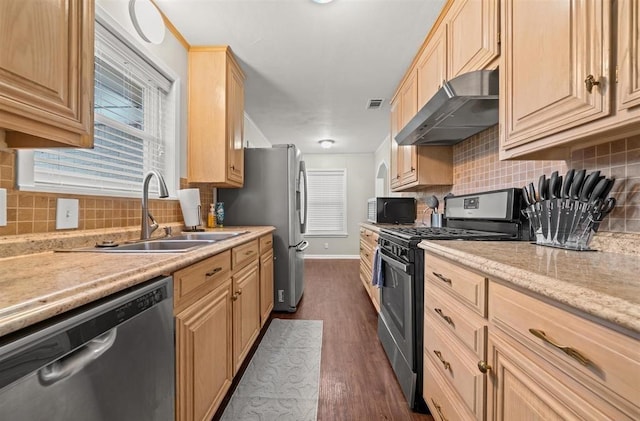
[{"left": 367, "top": 98, "right": 384, "bottom": 109}]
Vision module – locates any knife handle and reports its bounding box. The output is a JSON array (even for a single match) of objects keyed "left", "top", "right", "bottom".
[
  {"left": 538, "top": 175, "right": 547, "bottom": 200},
  {"left": 561, "top": 169, "right": 575, "bottom": 199},
  {"left": 522, "top": 187, "right": 531, "bottom": 206},
  {"left": 549, "top": 171, "right": 559, "bottom": 199},
  {"left": 528, "top": 182, "right": 537, "bottom": 203},
  {"left": 588, "top": 177, "right": 609, "bottom": 205},
  {"left": 579, "top": 170, "right": 601, "bottom": 202},
  {"left": 570, "top": 169, "right": 587, "bottom": 200}
]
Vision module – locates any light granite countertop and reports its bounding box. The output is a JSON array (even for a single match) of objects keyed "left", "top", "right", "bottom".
[
  {"left": 0, "top": 226, "right": 274, "bottom": 338},
  {"left": 419, "top": 240, "right": 640, "bottom": 335}
]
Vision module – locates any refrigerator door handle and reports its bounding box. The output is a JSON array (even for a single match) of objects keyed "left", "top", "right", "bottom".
[
  {"left": 294, "top": 240, "right": 309, "bottom": 252},
  {"left": 299, "top": 161, "right": 308, "bottom": 234}
]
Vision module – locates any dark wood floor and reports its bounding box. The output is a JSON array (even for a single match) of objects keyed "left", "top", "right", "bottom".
[{"left": 276, "top": 259, "right": 434, "bottom": 421}]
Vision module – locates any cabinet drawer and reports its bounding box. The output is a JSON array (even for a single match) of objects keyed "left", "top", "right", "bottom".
[
  {"left": 423, "top": 348, "right": 475, "bottom": 421},
  {"left": 425, "top": 285, "right": 487, "bottom": 359},
  {"left": 174, "top": 251, "right": 231, "bottom": 309},
  {"left": 425, "top": 253, "right": 487, "bottom": 316},
  {"left": 490, "top": 281, "right": 640, "bottom": 408},
  {"left": 425, "top": 319, "right": 486, "bottom": 420},
  {"left": 259, "top": 234, "right": 273, "bottom": 254},
  {"left": 232, "top": 240, "right": 259, "bottom": 271}
]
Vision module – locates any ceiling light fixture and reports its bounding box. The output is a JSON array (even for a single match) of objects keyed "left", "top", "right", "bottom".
[
  {"left": 311, "top": 0, "right": 334, "bottom": 4},
  {"left": 319, "top": 139, "right": 335, "bottom": 149}
]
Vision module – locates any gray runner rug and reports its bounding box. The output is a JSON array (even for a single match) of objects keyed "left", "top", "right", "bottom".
[{"left": 220, "top": 319, "right": 323, "bottom": 421}]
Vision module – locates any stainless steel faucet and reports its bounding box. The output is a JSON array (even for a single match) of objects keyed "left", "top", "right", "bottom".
[{"left": 141, "top": 171, "right": 169, "bottom": 240}]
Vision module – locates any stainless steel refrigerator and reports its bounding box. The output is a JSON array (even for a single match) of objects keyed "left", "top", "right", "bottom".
[{"left": 218, "top": 144, "right": 308, "bottom": 312}]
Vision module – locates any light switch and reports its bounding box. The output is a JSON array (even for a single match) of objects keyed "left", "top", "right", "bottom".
[
  {"left": 0, "top": 188, "right": 6, "bottom": 227},
  {"left": 56, "top": 198, "right": 79, "bottom": 229}
]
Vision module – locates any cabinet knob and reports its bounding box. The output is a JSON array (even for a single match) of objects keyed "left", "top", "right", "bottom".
[
  {"left": 232, "top": 292, "right": 239, "bottom": 301},
  {"left": 584, "top": 74, "right": 600, "bottom": 93},
  {"left": 477, "top": 360, "right": 492, "bottom": 373}
]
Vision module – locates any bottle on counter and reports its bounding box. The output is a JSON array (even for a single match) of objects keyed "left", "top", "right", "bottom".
[
  {"left": 215, "top": 202, "right": 224, "bottom": 227},
  {"left": 207, "top": 204, "right": 216, "bottom": 228}
]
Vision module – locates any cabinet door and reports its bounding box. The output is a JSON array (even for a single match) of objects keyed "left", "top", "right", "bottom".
[
  {"left": 176, "top": 280, "right": 233, "bottom": 421},
  {"left": 259, "top": 249, "right": 274, "bottom": 327},
  {"left": 417, "top": 24, "right": 447, "bottom": 109},
  {"left": 447, "top": 0, "right": 499, "bottom": 78},
  {"left": 232, "top": 260, "right": 260, "bottom": 374},
  {"left": 389, "top": 100, "right": 402, "bottom": 188},
  {"left": 501, "top": 0, "right": 611, "bottom": 148},
  {"left": 487, "top": 331, "right": 633, "bottom": 421},
  {"left": 0, "top": 0, "right": 94, "bottom": 148},
  {"left": 617, "top": 0, "right": 640, "bottom": 111},
  {"left": 399, "top": 71, "right": 418, "bottom": 129},
  {"left": 227, "top": 61, "right": 244, "bottom": 185},
  {"left": 400, "top": 145, "right": 417, "bottom": 184}
]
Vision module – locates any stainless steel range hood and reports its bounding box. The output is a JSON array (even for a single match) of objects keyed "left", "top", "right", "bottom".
[{"left": 395, "top": 69, "right": 499, "bottom": 146}]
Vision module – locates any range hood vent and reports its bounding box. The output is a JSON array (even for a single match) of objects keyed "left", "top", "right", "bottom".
[{"left": 395, "top": 69, "right": 499, "bottom": 146}]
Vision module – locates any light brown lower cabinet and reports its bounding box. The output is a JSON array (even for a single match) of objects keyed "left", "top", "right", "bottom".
[
  {"left": 359, "top": 227, "right": 379, "bottom": 311},
  {"left": 487, "top": 281, "right": 639, "bottom": 421},
  {"left": 232, "top": 259, "right": 260, "bottom": 375},
  {"left": 174, "top": 236, "right": 273, "bottom": 421},
  {"left": 176, "top": 278, "right": 233, "bottom": 421},
  {"left": 422, "top": 251, "right": 640, "bottom": 421},
  {"left": 259, "top": 234, "right": 274, "bottom": 326}
]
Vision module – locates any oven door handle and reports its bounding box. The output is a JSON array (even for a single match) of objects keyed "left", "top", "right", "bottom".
[{"left": 379, "top": 249, "right": 413, "bottom": 275}]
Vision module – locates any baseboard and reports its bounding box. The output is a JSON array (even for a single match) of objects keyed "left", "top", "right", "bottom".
[{"left": 304, "top": 254, "right": 359, "bottom": 260}]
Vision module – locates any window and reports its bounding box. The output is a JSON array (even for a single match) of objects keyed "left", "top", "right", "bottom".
[
  {"left": 17, "top": 10, "right": 179, "bottom": 197},
  {"left": 305, "top": 169, "right": 347, "bottom": 237}
]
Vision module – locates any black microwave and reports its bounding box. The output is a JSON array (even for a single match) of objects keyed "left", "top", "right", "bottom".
[{"left": 367, "top": 197, "right": 416, "bottom": 224}]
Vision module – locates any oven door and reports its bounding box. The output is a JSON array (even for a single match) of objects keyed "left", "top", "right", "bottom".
[{"left": 377, "top": 249, "right": 416, "bottom": 405}]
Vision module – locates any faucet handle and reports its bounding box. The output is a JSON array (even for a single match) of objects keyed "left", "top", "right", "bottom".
[{"left": 163, "top": 226, "right": 172, "bottom": 237}]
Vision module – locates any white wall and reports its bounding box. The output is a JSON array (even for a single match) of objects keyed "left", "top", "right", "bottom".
[
  {"left": 375, "top": 135, "right": 392, "bottom": 196},
  {"left": 244, "top": 113, "right": 272, "bottom": 148},
  {"left": 303, "top": 153, "right": 375, "bottom": 258},
  {"left": 97, "top": 0, "right": 189, "bottom": 178}
]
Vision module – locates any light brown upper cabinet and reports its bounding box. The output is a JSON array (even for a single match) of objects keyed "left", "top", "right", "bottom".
[
  {"left": 417, "top": 25, "right": 447, "bottom": 109},
  {"left": 617, "top": 0, "right": 640, "bottom": 111},
  {"left": 390, "top": 100, "right": 402, "bottom": 189},
  {"left": 500, "top": 0, "right": 640, "bottom": 160},
  {"left": 446, "top": 0, "right": 499, "bottom": 78},
  {"left": 188, "top": 46, "right": 245, "bottom": 187},
  {"left": 0, "top": 0, "right": 94, "bottom": 148}
]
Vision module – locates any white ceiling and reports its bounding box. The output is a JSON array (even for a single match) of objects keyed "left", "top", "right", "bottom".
[{"left": 154, "top": 0, "right": 446, "bottom": 154}]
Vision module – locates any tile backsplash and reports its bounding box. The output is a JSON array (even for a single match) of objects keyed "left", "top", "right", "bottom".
[
  {"left": 0, "top": 150, "right": 215, "bottom": 236},
  {"left": 413, "top": 126, "right": 640, "bottom": 233}
]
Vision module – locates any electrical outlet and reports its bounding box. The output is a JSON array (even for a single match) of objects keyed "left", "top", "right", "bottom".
[
  {"left": 323, "top": 242, "right": 329, "bottom": 249},
  {"left": 278, "top": 290, "right": 284, "bottom": 303},
  {"left": 56, "top": 198, "right": 79, "bottom": 229},
  {"left": 0, "top": 188, "right": 6, "bottom": 227}
]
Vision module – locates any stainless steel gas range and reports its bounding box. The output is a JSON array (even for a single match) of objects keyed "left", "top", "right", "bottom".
[{"left": 376, "top": 188, "right": 530, "bottom": 412}]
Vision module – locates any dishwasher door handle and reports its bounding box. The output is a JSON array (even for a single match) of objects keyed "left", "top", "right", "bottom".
[{"left": 38, "top": 328, "right": 117, "bottom": 386}]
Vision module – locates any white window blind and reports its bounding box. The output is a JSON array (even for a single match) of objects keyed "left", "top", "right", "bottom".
[
  {"left": 17, "top": 17, "right": 176, "bottom": 197},
  {"left": 306, "top": 169, "right": 347, "bottom": 236}
]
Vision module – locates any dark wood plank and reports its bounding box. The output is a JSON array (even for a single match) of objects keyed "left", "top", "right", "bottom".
[{"left": 276, "top": 259, "right": 434, "bottom": 421}]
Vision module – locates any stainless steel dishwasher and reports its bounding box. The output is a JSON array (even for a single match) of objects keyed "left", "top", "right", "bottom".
[{"left": 0, "top": 276, "right": 174, "bottom": 420}]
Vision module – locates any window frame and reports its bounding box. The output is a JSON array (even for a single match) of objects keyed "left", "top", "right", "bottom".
[
  {"left": 304, "top": 168, "right": 348, "bottom": 238},
  {"left": 16, "top": 5, "right": 181, "bottom": 199}
]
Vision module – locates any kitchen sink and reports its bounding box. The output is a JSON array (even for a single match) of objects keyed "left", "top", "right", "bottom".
[
  {"left": 58, "top": 231, "right": 249, "bottom": 253},
  {"left": 168, "top": 231, "right": 248, "bottom": 242},
  {"left": 63, "top": 240, "right": 215, "bottom": 253}
]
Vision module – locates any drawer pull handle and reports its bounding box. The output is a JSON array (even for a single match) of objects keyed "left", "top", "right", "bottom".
[
  {"left": 430, "top": 398, "right": 448, "bottom": 421},
  {"left": 477, "top": 360, "right": 492, "bottom": 373},
  {"left": 434, "top": 308, "right": 454, "bottom": 326},
  {"left": 433, "top": 350, "right": 451, "bottom": 370},
  {"left": 244, "top": 250, "right": 254, "bottom": 256},
  {"left": 206, "top": 267, "right": 223, "bottom": 277},
  {"left": 432, "top": 272, "right": 452, "bottom": 285},
  {"left": 266, "top": 241, "right": 272, "bottom": 245},
  {"left": 528, "top": 328, "right": 592, "bottom": 366}
]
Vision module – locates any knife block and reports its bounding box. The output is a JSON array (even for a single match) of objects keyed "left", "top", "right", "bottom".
[{"left": 523, "top": 199, "right": 606, "bottom": 251}]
